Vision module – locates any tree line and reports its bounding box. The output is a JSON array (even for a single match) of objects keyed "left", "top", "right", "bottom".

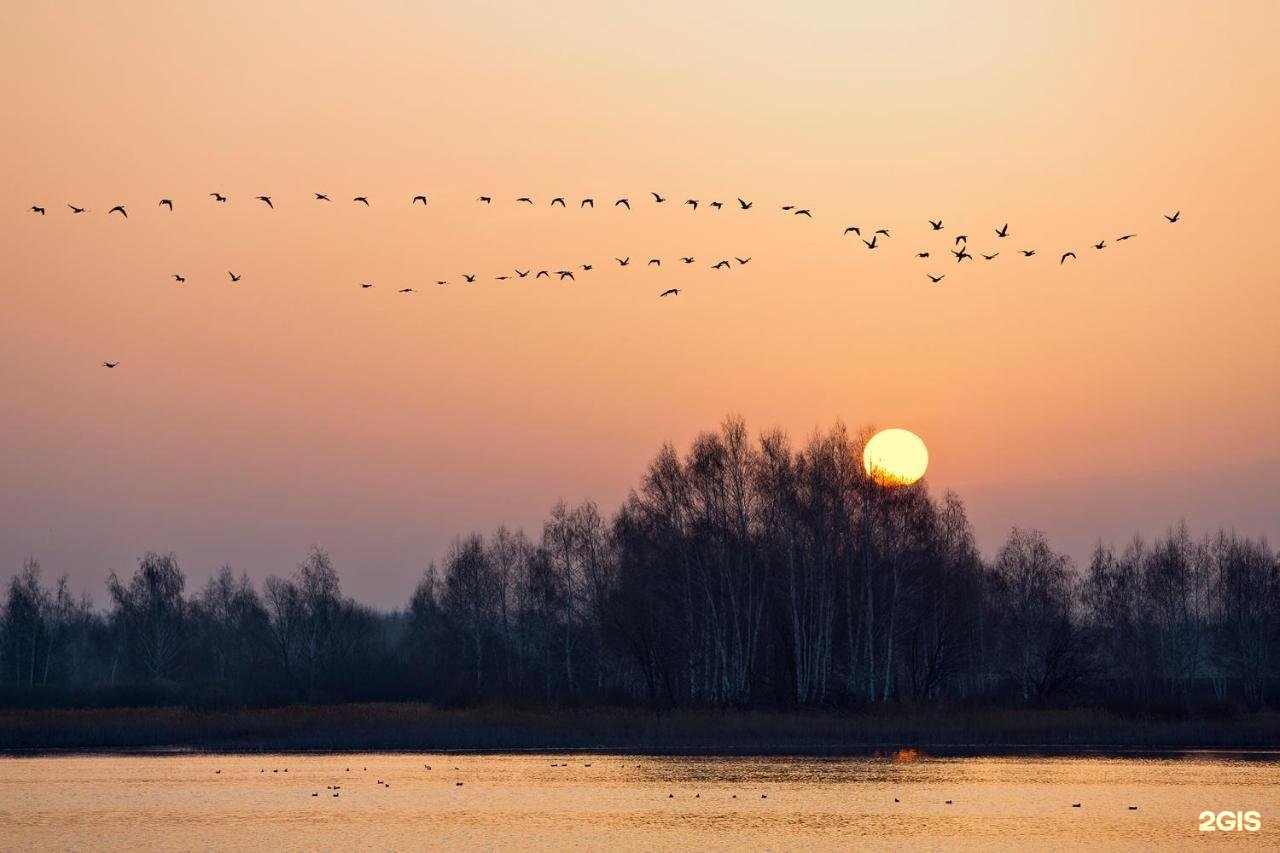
[{"left": 3, "top": 418, "right": 1277, "bottom": 713}]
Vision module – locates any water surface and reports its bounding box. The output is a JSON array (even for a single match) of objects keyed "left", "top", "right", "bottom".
[{"left": 2, "top": 752, "right": 1277, "bottom": 849}]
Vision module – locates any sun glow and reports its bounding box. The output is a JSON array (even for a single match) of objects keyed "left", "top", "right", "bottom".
[{"left": 863, "top": 428, "right": 929, "bottom": 486}]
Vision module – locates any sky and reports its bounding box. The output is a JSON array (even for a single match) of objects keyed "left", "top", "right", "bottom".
[{"left": 1, "top": 1, "right": 1277, "bottom": 606}]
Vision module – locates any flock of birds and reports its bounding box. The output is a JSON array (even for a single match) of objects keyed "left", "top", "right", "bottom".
[{"left": 24, "top": 191, "right": 1181, "bottom": 369}]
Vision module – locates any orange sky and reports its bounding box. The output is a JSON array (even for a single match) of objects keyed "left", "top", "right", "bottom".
[{"left": 2, "top": 1, "right": 1277, "bottom": 604}]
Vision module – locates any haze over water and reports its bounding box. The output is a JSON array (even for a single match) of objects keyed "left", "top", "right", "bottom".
[{"left": 2, "top": 753, "right": 1277, "bottom": 849}]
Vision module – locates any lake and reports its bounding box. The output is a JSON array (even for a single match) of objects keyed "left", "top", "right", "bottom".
[{"left": 1, "top": 752, "right": 1277, "bottom": 849}]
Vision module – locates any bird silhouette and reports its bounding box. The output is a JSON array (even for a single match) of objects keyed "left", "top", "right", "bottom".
[
  {"left": 536, "top": 270, "right": 550, "bottom": 278},
  {"left": 1116, "top": 233, "right": 1136, "bottom": 241},
  {"left": 516, "top": 197, "right": 533, "bottom": 204},
  {"left": 360, "top": 282, "right": 374, "bottom": 288},
  {"left": 928, "top": 274, "right": 945, "bottom": 283},
  {"left": 738, "top": 198, "right": 753, "bottom": 210},
  {"left": 581, "top": 198, "right": 594, "bottom": 208},
  {"left": 495, "top": 275, "right": 511, "bottom": 281},
  {"left": 709, "top": 201, "right": 723, "bottom": 210},
  {"left": 1094, "top": 240, "right": 1106, "bottom": 250},
  {"left": 315, "top": 193, "right": 331, "bottom": 201},
  {"left": 680, "top": 257, "right": 695, "bottom": 264},
  {"left": 660, "top": 288, "right": 679, "bottom": 297},
  {"left": 953, "top": 248, "right": 973, "bottom": 262},
  {"left": 863, "top": 236, "right": 878, "bottom": 249},
  {"left": 581, "top": 264, "right": 593, "bottom": 271},
  {"left": 929, "top": 219, "right": 943, "bottom": 230},
  {"left": 712, "top": 260, "right": 730, "bottom": 269},
  {"left": 558, "top": 270, "right": 574, "bottom": 280},
  {"left": 67, "top": 205, "right": 85, "bottom": 213},
  {"left": 735, "top": 257, "right": 750, "bottom": 265},
  {"left": 648, "top": 259, "right": 661, "bottom": 266},
  {"left": 996, "top": 223, "right": 1009, "bottom": 237},
  {"left": 102, "top": 361, "right": 119, "bottom": 368},
  {"left": 436, "top": 280, "right": 447, "bottom": 286},
  {"left": 955, "top": 235, "right": 968, "bottom": 244},
  {"left": 210, "top": 193, "right": 227, "bottom": 202},
  {"left": 551, "top": 197, "right": 566, "bottom": 207},
  {"left": 478, "top": 196, "right": 492, "bottom": 204},
  {"left": 159, "top": 199, "right": 173, "bottom": 210},
  {"left": 1060, "top": 251, "right": 1076, "bottom": 264},
  {"left": 685, "top": 199, "right": 698, "bottom": 210},
  {"left": 651, "top": 192, "right": 666, "bottom": 203},
  {"left": 173, "top": 274, "right": 186, "bottom": 283},
  {"left": 398, "top": 287, "right": 415, "bottom": 293},
  {"left": 108, "top": 205, "right": 127, "bottom": 218},
  {"left": 982, "top": 252, "right": 999, "bottom": 260},
  {"left": 616, "top": 257, "right": 630, "bottom": 267},
  {"left": 353, "top": 196, "right": 369, "bottom": 206},
  {"left": 31, "top": 206, "right": 45, "bottom": 215},
  {"left": 463, "top": 274, "right": 476, "bottom": 282},
  {"left": 615, "top": 198, "right": 630, "bottom": 209},
  {"left": 794, "top": 209, "right": 812, "bottom": 217},
  {"left": 228, "top": 271, "right": 241, "bottom": 282},
  {"left": 844, "top": 226, "right": 861, "bottom": 236},
  {"left": 916, "top": 252, "right": 930, "bottom": 258},
  {"left": 1020, "top": 249, "right": 1036, "bottom": 257},
  {"left": 781, "top": 205, "right": 795, "bottom": 211},
  {"left": 874, "top": 228, "right": 890, "bottom": 237},
  {"left": 412, "top": 195, "right": 427, "bottom": 205},
  {"left": 257, "top": 196, "right": 273, "bottom": 208},
  {"left": 515, "top": 270, "right": 530, "bottom": 278},
  {"left": 1072, "top": 803, "right": 1082, "bottom": 808},
  {"left": 1165, "top": 211, "right": 1180, "bottom": 223}
]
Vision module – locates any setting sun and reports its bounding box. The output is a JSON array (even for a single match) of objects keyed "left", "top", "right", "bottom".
[{"left": 863, "top": 428, "right": 929, "bottom": 486}]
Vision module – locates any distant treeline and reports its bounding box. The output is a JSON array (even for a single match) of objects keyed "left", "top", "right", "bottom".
[{"left": 2, "top": 418, "right": 1277, "bottom": 714}]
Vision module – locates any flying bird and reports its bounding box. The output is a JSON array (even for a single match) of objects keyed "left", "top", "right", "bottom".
[
  {"left": 863, "top": 236, "right": 878, "bottom": 249},
  {"left": 651, "top": 192, "right": 666, "bottom": 203},
  {"left": 551, "top": 197, "right": 566, "bottom": 207},
  {"left": 315, "top": 193, "right": 331, "bottom": 201},
  {"left": 915, "top": 252, "right": 930, "bottom": 258},
  {"left": 955, "top": 235, "right": 968, "bottom": 245},
  {"left": 794, "top": 209, "right": 812, "bottom": 217},
  {"left": 102, "top": 361, "right": 119, "bottom": 368},
  {"left": 67, "top": 205, "right": 85, "bottom": 213},
  {"left": 781, "top": 205, "right": 795, "bottom": 211},
  {"left": 31, "top": 206, "right": 45, "bottom": 215},
  {"left": 360, "top": 282, "right": 374, "bottom": 288},
  {"left": 558, "top": 270, "right": 575, "bottom": 280},
  {"left": 516, "top": 197, "right": 533, "bottom": 204},
  {"left": 210, "top": 193, "right": 227, "bottom": 202},
  {"left": 1165, "top": 210, "right": 1180, "bottom": 223},
  {"left": 953, "top": 248, "right": 973, "bottom": 262},
  {"left": 1020, "top": 249, "right": 1036, "bottom": 257},
  {"left": 648, "top": 259, "right": 661, "bottom": 266},
  {"left": 398, "top": 288, "right": 416, "bottom": 293},
  {"left": 536, "top": 270, "right": 550, "bottom": 278},
  {"left": 1094, "top": 240, "right": 1106, "bottom": 250},
  {"left": 735, "top": 257, "right": 750, "bottom": 265},
  {"left": 257, "top": 196, "right": 273, "bottom": 208},
  {"left": 495, "top": 275, "right": 511, "bottom": 281},
  {"left": 928, "top": 274, "right": 945, "bottom": 283},
  {"left": 581, "top": 198, "right": 594, "bottom": 208},
  {"left": 1060, "top": 251, "right": 1076, "bottom": 264},
  {"left": 712, "top": 260, "right": 731, "bottom": 269},
  {"left": 478, "top": 196, "right": 492, "bottom": 204},
  {"left": 1116, "top": 233, "right": 1136, "bottom": 241},
  {"left": 874, "top": 228, "right": 890, "bottom": 237},
  {"left": 709, "top": 201, "right": 723, "bottom": 210},
  {"left": 412, "top": 195, "right": 427, "bottom": 205},
  {"left": 581, "top": 264, "right": 593, "bottom": 271},
  {"left": 738, "top": 198, "right": 753, "bottom": 210},
  {"left": 616, "top": 257, "right": 630, "bottom": 267},
  {"left": 660, "top": 288, "right": 679, "bottom": 297},
  {"left": 173, "top": 274, "right": 185, "bottom": 283},
  {"left": 615, "top": 198, "right": 630, "bottom": 209},
  {"left": 353, "top": 196, "right": 369, "bottom": 206},
  {"left": 108, "top": 205, "right": 127, "bottom": 218},
  {"left": 516, "top": 270, "right": 530, "bottom": 278},
  {"left": 929, "top": 219, "right": 943, "bottom": 230},
  {"left": 159, "top": 199, "right": 173, "bottom": 210},
  {"left": 844, "top": 226, "right": 861, "bottom": 236},
  {"left": 680, "top": 257, "right": 695, "bottom": 264},
  {"left": 463, "top": 274, "right": 476, "bottom": 282},
  {"left": 228, "top": 271, "right": 241, "bottom": 282},
  {"left": 995, "top": 223, "right": 1009, "bottom": 237},
  {"left": 982, "top": 252, "right": 999, "bottom": 260},
  {"left": 685, "top": 199, "right": 698, "bottom": 210}
]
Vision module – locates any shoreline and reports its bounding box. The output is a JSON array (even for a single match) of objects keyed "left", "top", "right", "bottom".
[{"left": 3, "top": 704, "right": 1279, "bottom": 757}]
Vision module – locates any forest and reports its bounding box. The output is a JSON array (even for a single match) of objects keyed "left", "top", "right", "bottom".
[{"left": 2, "top": 418, "right": 1277, "bottom": 715}]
